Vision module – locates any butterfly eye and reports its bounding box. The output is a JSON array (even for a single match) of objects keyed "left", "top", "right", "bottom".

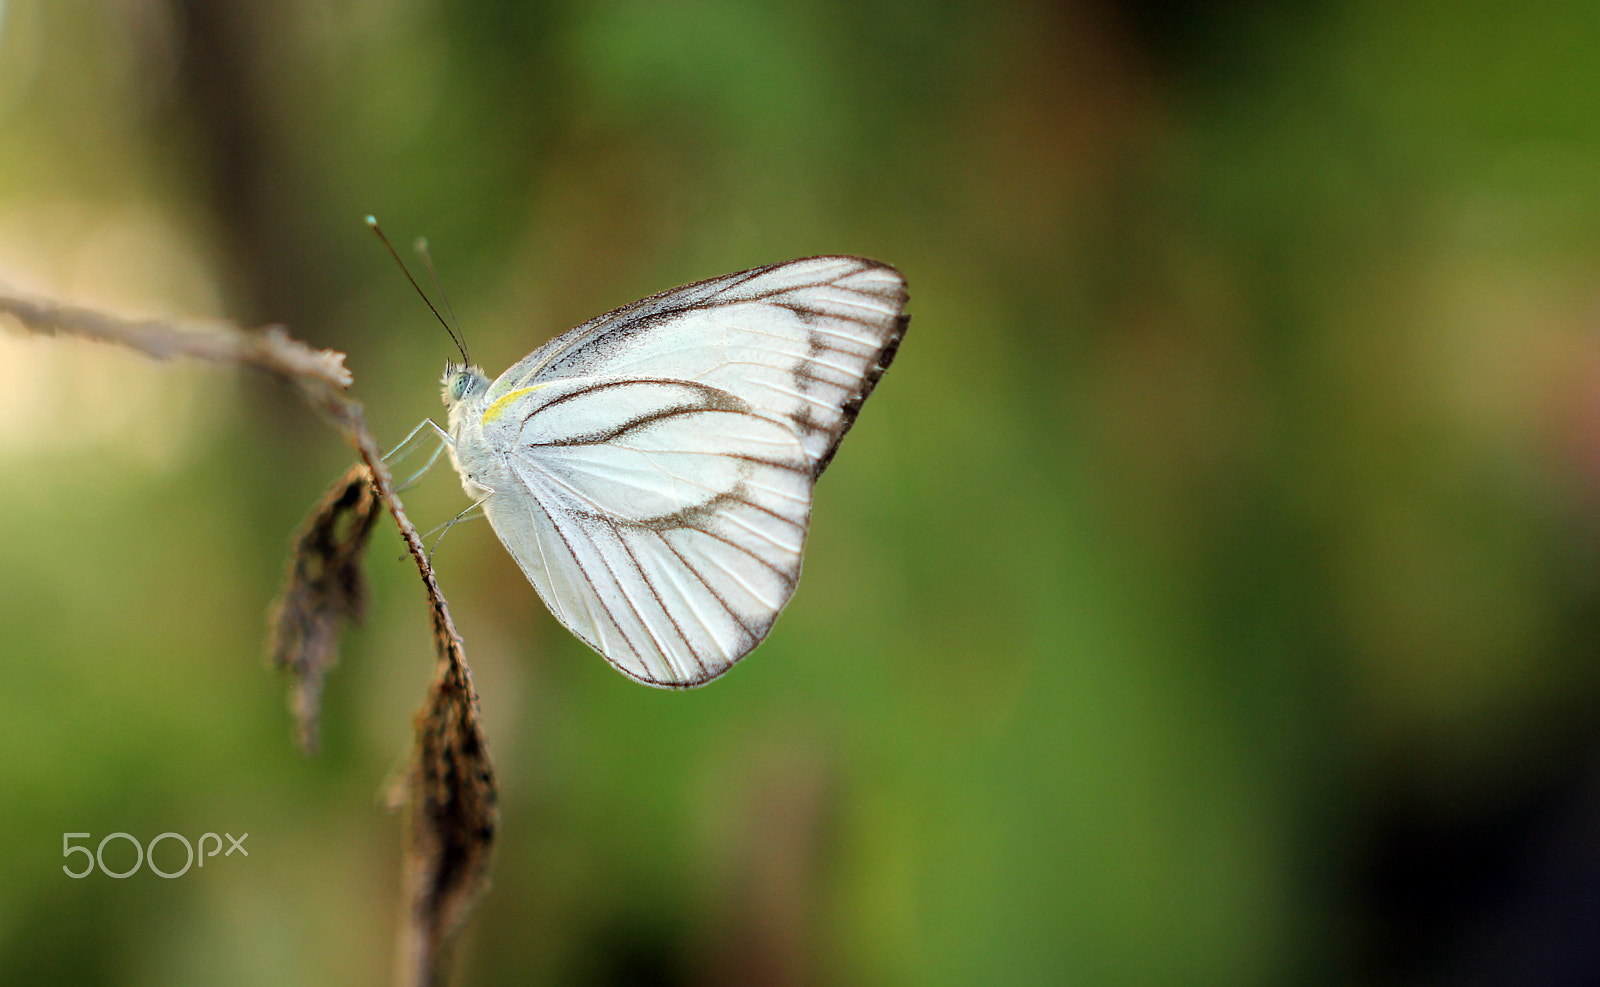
[{"left": 450, "top": 373, "right": 472, "bottom": 402}]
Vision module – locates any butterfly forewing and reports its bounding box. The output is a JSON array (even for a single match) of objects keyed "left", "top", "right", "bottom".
[
  {"left": 455, "top": 256, "right": 907, "bottom": 687},
  {"left": 490, "top": 256, "right": 907, "bottom": 474}
]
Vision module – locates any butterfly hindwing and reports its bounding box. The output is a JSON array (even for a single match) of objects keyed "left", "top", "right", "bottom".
[{"left": 477, "top": 374, "right": 812, "bottom": 686}]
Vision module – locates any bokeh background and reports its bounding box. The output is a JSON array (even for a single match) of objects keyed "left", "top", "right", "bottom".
[{"left": 5, "top": 1, "right": 1600, "bottom": 984}]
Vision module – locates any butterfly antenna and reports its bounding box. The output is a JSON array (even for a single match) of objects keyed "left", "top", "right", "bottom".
[
  {"left": 366, "top": 216, "right": 471, "bottom": 364},
  {"left": 413, "top": 236, "right": 470, "bottom": 366}
]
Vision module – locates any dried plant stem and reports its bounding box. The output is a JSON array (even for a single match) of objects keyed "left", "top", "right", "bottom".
[
  {"left": 0, "top": 286, "right": 353, "bottom": 388},
  {"left": 2, "top": 284, "right": 497, "bottom": 987}
]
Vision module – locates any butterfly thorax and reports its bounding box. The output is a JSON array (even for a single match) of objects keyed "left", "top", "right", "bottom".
[{"left": 441, "top": 364, "right": 496, "bottom": 500}]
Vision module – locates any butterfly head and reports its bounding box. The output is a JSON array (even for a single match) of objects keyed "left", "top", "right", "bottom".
[{"left": 441, "top": 363, "right": 490, "bottom": 410}]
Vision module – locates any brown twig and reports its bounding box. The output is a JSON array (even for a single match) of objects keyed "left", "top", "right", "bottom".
[{"left": 1, "top": 284, "right": 498, "bottom": 987}]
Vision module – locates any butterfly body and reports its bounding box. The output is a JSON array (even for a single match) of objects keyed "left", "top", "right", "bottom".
[{"left": 441, "top": 256, "right": 907, "bottom": 688}]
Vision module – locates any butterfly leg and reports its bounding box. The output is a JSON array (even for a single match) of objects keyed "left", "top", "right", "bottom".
[
  {"left": 385, "top": 419, "right": 455, "bottom": 492},
  {"left": 425, "top": 487, "right": 495, "bottom": 566},
  {"left": 383, "top": 417, "right": 454, "bottom": 461},
  {"left": 417, "top": 509, "right": 485, "bottom": 541}
]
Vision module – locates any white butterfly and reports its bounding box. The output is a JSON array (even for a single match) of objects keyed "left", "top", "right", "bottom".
[{"left": 438, "top": 256, "right": 908, "bottom": 688}]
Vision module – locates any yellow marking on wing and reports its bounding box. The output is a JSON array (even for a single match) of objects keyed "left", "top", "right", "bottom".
[{"left": 481, "top": 386, "right": 542, "bottom": 426}]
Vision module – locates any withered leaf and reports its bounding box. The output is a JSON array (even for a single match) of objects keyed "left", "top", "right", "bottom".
[
  {"left": 396, "top": 615, "right": 498, "bottom": 987},
  {"left": 267, "top": 463, "right": 381, "bottom": 752}
]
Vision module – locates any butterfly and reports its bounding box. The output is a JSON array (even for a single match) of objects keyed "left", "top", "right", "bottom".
[{"left": 437, "top": 256, "right": 908, "bottom": 687}]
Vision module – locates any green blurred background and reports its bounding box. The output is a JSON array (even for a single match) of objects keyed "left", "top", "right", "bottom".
[{"left": 5, "top": 1, "right": 1600, "bottom": 984}]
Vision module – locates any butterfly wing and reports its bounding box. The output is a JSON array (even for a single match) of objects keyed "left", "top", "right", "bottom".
[
  {"left": 476, "top": 376, "right": 813, "bottom": 686},
  {"left": 488, "top": 255, "right": 908, "bottom": 475},
  {"left": 475, "top": 256, "right": 908, "bottom": 686}
]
